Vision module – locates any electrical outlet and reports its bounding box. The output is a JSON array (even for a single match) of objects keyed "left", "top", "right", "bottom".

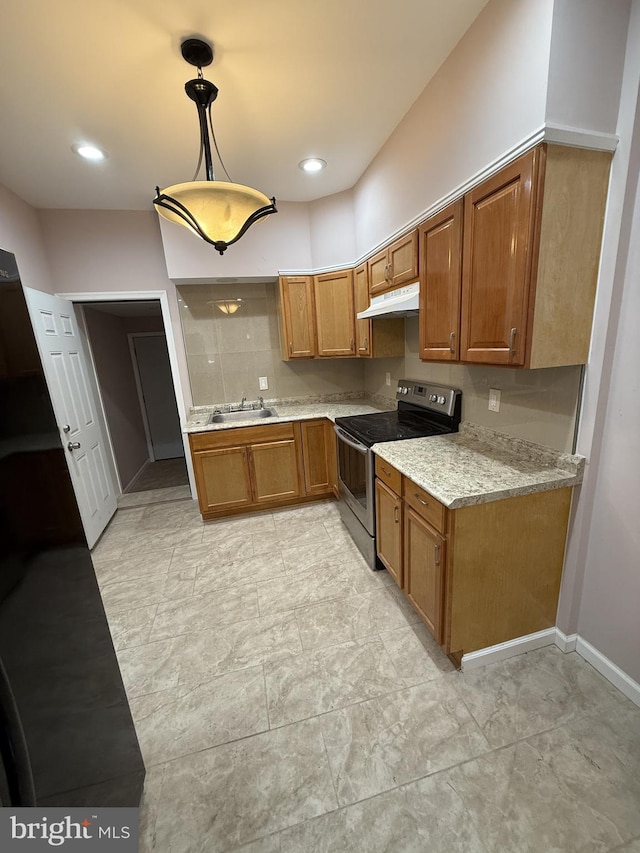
[
  {"left": 488, "top": 388, "right": 501, "bottom": 412},
  {"left": 385, "top": 372, "right": 391, "bottom": 386},
  {"left": 258, "top": 376, "right": 268, "bottom": 390}
]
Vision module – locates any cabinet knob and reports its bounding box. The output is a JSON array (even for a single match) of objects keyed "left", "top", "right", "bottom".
[
  {"left": 393, "top": 506, "right": 399, "bottom": 523},
  {"left": 289, "top": 341, "right": 293, "bottom": 354},
  {"left": 350, "top": 339, "right": 355, "bottom": 351},
  {"left": 435, "top": 544, "right": 441, "bottom": 567},
  {"left": 414, "top": 493, "right": 429, "bottom": 506},
  {"left": 449, "top": 332, "right": 456, "bottom": 355},
  {"left": 509, "top": 327, "right": 517, "bottom": 357}
]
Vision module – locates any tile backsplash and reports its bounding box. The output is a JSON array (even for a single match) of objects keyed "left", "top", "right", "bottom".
[
  {"left": 364, "top": 318, "right": 583, "bottom": 453},
  {"left": 176, "top": 282, "right": 365, "bottom": 405},
  {"left": 177, "top": 287, "right": 583, "bottom": 453}
]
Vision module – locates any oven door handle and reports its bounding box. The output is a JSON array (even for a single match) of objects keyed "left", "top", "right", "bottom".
[{"left": 334, "top": 425, "right": 369, "bottom": 455}]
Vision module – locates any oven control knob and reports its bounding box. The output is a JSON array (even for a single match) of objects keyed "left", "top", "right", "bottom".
[
  {"left": 429, "top": 394, "right": 437, "bottom": 402},
  {"left": 437, "top": 395, "right": 446, "bottom": 404},
  {"left": 403, "top": 387, "right": 409, "bottom": 394}
]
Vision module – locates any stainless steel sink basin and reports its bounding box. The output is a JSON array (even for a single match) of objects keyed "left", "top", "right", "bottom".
[{"left": 208, "top": 408, "right": 278, "bottom": 424}]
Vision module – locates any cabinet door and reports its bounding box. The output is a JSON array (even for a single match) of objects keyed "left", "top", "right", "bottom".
[
  {"left": 389, "top": 229, "right": 419, "bottom": 288},
  {"left": 404, "top": 506, "right": 445, "bottom": 642},
  {"left": 192, "top": 446, "right": 252, "bottom": 514},
  {"left": 354, "top": 264, "right": 371, "bottom": 357},
  {"left": 419, "top": 200, "right": 462, "bottom": 361},
  {"left": 313, "top": 270, "right": 356, "bottom": 357},
  {"left": 460, "top": 149, "right": 537, "bottom": 365},
  {"left": 249, "top": 439, "right": 302, "bottom": 504},
  {"left": 300, "top": 420, "right": 334, "bottom": 495},
  {"left": 375, "top": 479, "right": 403, "bottom": 587},
  {"left": 368, "top": 249, "right": 390, "bottom": 296},
  {"left": 279, "top": 276, "right": 316, "bottom": 359}
]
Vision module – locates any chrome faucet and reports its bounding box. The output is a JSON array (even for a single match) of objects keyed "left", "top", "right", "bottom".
[
  {"left": 240, "top": 396, "right": 246, "bottom": 410},
  {"left": 258, "top": 396, "right": 264, "bottom": 409}
]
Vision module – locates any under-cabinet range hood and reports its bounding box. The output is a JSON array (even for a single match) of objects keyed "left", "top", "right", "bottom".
[{"left": 356, "top": 282, "right": 420, "bottom": 319}]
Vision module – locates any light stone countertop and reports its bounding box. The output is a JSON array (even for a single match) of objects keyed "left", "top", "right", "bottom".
[
  {"left": 373, "top": 423, "right": 585, "bottom": 509},
  {"left": 183, "top": 398, "right": 388, "bottom": 433}
]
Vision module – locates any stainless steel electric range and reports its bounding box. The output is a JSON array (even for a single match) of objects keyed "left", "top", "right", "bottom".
[{"left": 334, "top": 380, "right": 462, "bottom": 569}]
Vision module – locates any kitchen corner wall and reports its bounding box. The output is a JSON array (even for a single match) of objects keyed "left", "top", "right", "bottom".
[
  {"left": 176, "top": 282, "right": 365, "bottom": 406},
  {"left": 365, "top": 318, "right": 583, "bottom": 453}
]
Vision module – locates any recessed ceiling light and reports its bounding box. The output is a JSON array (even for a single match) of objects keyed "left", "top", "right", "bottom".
[
  {"left": 72, "top": 143, "right": 108, "bottom": 162},
  {"left": 299, "top": 158, "right": 327, "bottom": 173}
]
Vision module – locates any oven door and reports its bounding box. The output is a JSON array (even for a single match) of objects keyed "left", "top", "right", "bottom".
[{"left": 334, "top": 425, "right": 374, "bottom": 535}]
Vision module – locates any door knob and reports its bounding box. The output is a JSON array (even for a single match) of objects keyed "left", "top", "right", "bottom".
[
  {"left": 67, "top": 442, "right": 81, "bottom": 451},
  {"left": 62, "top": 424, "right": 71, "bottom": 433}
]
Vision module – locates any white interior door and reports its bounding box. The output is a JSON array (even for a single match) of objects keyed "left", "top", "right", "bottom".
[
  {"left": 132, "top": 334, "right": 184, "bottom": 460},
  {"left": 24, "top": 287, "right": 117, "bottom": 548}
]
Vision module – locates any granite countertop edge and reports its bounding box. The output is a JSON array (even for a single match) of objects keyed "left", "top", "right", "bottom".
[
  {"left": 183, "top": 397, "right": 389, "bottom": 433},
  {"left": 373, "top": 422, "right": 585, "bottom": 509}
]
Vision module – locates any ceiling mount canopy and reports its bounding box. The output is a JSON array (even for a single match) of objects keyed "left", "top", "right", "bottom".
[{"left": 154, "top": 37, "right": 277, "bottom": 255}]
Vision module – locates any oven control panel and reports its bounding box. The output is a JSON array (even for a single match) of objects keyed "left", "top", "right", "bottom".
[{"left": 396, "top": 379, "right": 460, "bottom": 418}]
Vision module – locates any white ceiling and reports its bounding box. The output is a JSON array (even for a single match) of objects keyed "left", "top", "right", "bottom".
[{"left": 0, "top": 0, "right": 488, "bottom": 211}]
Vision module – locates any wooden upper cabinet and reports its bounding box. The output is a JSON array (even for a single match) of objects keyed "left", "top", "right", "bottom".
[
  {"left": 313, "top": 269, "right": 356, "bottom": 357},
  {"left": 368, "top": 230, "right": 419, "bottom": 296},
  {"left": 389, "top": 230, "right": 419, "bottom": 288},
  {"left": 460, "top": 149, "right": 537, "bottom": 366},
  {"left": 354, "top": 264, "right": 371, "bottom": 356},
  {"left": 419, "top": 200, "right": 463, "bottom": 361},
  {"left": 279, "top": 276, "right": 316, "bottom": 360},
  {"left": 368, "top": 248, "right": 391, "bottom": 296}
]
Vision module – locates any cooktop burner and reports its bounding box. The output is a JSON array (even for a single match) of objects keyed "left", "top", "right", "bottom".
[{"left": 335, "top": 380, "right": 462, "bottom": 448}]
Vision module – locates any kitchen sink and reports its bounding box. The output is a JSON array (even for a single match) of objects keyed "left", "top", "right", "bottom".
[{"left": 208, "top": 408, "right": 278, "bottom": 424}]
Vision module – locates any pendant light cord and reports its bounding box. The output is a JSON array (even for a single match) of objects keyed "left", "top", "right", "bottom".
[{"left": 208, "top": 104, "right": 233, "bottom": 182}]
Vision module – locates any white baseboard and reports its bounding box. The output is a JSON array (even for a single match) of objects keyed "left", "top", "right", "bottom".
[
  {"left": 461, "top": 628, "right": 556, "bottom": 671},
  {"left": 460, "top": 627, "right": 639, "bottom": 709},
  {"left": 575, "top": 637, "right": 640, "bottom": 708},
  {"left": 554, "top": 629, "right": 578, "bottom": 653}
]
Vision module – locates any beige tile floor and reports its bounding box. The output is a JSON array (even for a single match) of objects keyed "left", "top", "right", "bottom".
[{"left": 91, "top": 498, "right": 640, "bottom": 853}]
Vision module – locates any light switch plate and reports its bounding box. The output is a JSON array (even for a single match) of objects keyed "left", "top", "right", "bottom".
[
  {"left": 385, "top": 372, "right": 391, "bottom": 386},
  {"left": 488, "top": 388, "right": 501, "bottom": 412},
  {"left": 259, "top": 377, "right": 268, "bottom": 390}
]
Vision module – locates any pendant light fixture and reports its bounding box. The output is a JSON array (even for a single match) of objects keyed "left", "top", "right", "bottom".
[{"left": 154, "top": 38, "right": 277, "bottom": 255}]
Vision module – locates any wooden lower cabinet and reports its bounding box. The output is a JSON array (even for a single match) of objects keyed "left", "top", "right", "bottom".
[
  {"left": 404, "top": 506, "right": 445, "bottom": 643},
  {"left": 300, "top": 419, "right": 336, "bottom": 496},
  {"left": 249, "top": 439, "right": 302, "bottom": 504},
  {"left": 373, "top": 456, "right": 574, "bottom": 661},
  {"left": 189, "top": 420, "right": 337, "bottom": 519},
  {"left": 191, "top": 446, "right": 253, "bottom": 514},
  {"left": 375, "top": 478, "right": 403, "bottom": 586}
]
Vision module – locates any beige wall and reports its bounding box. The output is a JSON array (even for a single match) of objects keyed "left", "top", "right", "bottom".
[
  {"left": 177, "top": 282, "right": 365, "bottom": 406},
  {"left": 0, "top": 183, "right": 54, "bottom": 295}
]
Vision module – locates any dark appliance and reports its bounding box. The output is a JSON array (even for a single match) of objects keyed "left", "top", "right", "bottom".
[
  {"left": 334, "top": 380, "right": 461, "bottom": 568},
  {"left": 0, "top": 248, "right": 145, "bottom": 807}
]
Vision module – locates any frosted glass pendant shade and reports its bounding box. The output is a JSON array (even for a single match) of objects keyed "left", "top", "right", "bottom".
[{"left": 155, "top": 181, "right": 277, "bottom": 255}]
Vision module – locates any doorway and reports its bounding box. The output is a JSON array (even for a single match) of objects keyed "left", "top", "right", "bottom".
[{"left": 79, "top": 300, "right": 188, "bottom": 495}]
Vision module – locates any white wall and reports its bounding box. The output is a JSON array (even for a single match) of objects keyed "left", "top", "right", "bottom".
[
  {"left": 159, "top": 201, "right": 312, "bottom": 282},
  {"left": 557, "top": 0, "right": 640, "bottom": 683},
  {"left": 352, "top": 0, "right": 554, "bottom": 255},
  {"left": 308, "top": 190, "right": 356, "bottom": 270},
  {"left": 0, "top": 183, "right": 54, "bottom": 295},
  {"left": 37, "top": 209, "right": 193, "bottom": 411},
  {"left": 546, "top": 0, "right": 630, "bottom": 135}
]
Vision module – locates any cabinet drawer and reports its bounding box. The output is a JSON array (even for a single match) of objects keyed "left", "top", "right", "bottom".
[
  {"left": 403, "top": 480, "right": 446, "bottom": 532},
  {"left": 190, "top": 422, "right": 295, "bottom": 452},
  {"left": 375, "top": 457, "right": 402, "bottom": 494}
]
